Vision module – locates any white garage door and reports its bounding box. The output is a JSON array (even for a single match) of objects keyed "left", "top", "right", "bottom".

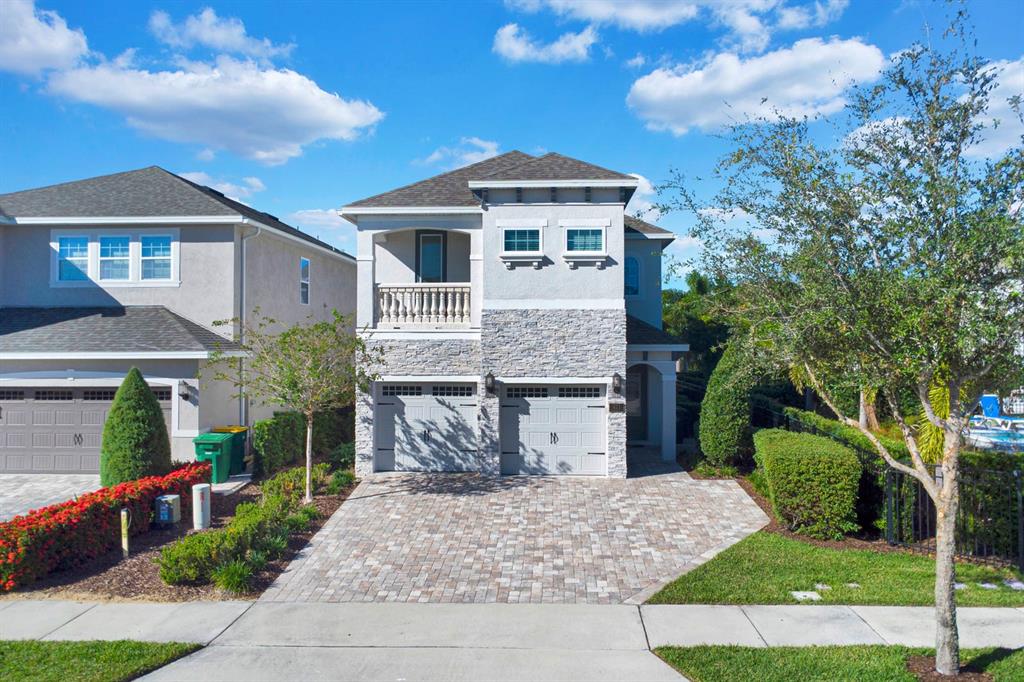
[
  {"left": 375, "top": 384, "right": 478, "bottom": 472},
  {"left": 500, "top": 385, "right": 607, "bottom": 476},
  {"left": 0, "top": 386, "right": 172, "bottom": 474}
]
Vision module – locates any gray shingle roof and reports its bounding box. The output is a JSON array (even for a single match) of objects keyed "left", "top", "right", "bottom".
[
  {"left": 346, "top": 152, "right": 535, "bottom": 208},
  {"left": 345, "top": 151, "right": 635, "bottom": 208},
  {"left": 625, "top": 215, "right": 674, "bottom": 237},
  {"left": 479, "top": 152, "right": 634, "bottom": 181},
  {"left": 626, "top": 315, "right": 686, "bottom": 346},
  {"left": 0, "top": 306, "right": 241, "bottom": 354},
  {"left": 0, "top": 167, "right": 352, "bottom": 260}
]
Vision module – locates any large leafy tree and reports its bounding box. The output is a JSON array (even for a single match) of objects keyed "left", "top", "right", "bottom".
[
  {"left": 661, "top": 13, "right": 1023, "bottom": 675},
  {"left": 209, "top": 310, "right": 381, "bottom": 503},
  {"left": 662, "top": 270, "right": 731, "bottom": 376}
]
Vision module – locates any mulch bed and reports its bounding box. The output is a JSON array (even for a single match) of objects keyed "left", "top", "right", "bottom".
[
  {"left": 0, "top": 484, "right": 351, "bottom": 603},
  {"left": 907, "top": 655, "right": 992, "bottom": 681}
]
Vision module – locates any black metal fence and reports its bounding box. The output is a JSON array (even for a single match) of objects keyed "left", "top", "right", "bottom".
[{"left": 751, "top": 400, "right": 1024, "bottom": 571}]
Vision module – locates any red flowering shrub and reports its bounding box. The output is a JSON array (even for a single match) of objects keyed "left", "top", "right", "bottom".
[{"left": 0, "top": 463, "right": 210, "bottom": 591}]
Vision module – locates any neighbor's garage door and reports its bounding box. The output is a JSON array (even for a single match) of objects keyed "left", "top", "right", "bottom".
[
  {"left": 374, "top": 384, "right": 478, "bottom": 472},
  {"left": 0, "top": 386, "right": 172, "bottom": 474},
  {"left": 500, "top": 385, "right": 606, "bottom": 475}
]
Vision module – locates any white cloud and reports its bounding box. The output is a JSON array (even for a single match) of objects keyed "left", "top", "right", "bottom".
[
  {"left": 48, "top": 55, "right": 384, "bottom": 165},
  {"left": 417, "top": 137, "right": 501, "bottom": 168},
  {"left": 626, "top": 53, "right": 647, "bottom": 69},
  {"left": 148, "top": 8, "right": 293, "bottom": 59},
  {"left": 493, "top": 23, "right": 598, "bottom": 64},
  {"left": 0, "top": 0, "right": 88, "bottom": 76},
  {"left": 506, "top": 0, "right": 849, "bottom": 53},
  {"left": 179, "top": 171, "right": 265, "bottom": 201},
  {"left": 195, "top": 147, "right": 216, "bottom": 162},
  {"left": 627, "top": 37, "right": 885, "bottom": 135},
  {"left": 626, "top": 173, "right": 660, "bottom": 220},
  {"left": 968, "top": 57, "right": 1024, "bottom": 159},
  {"left": 288, "top": 208, "right": 349, "bottom": 230}
]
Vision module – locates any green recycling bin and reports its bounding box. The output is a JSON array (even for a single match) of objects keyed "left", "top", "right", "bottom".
[
  {"left": 212, "top": 426, "right": 248, "bottom": 475},
  {"left": 193, "top": 432, "right": 234, "bottom": 484}
]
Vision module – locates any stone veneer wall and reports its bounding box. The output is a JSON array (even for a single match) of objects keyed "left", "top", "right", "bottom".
[
  {"left": 356, "top": 338, "right": 482, "bottom": 477},
  {"left": 480, "top": 308, "right": 628, "bottom": 478}
]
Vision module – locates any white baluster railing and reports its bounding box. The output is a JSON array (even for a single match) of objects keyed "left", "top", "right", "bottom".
[{"left": 376, "top": 283, "right": 471, "bottom": 326}]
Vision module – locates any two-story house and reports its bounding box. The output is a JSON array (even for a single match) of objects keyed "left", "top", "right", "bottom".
[
  {"left": 342, "top": 152, "right": 686, "bottom": 478},
  {"left": 0, "top": 167, "right": 356, "bottom": 472}
]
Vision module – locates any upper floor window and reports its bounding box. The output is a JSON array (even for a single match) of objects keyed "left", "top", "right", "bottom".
[
  {"left": 566, "top": 228, "right": 604, "bottom": 253},
  {"left": 503, "top": 229, "right": 541, "bottom": 253},
  {"left": 57, "top": 236, "right": 89, "bottom": 281},
  {"left": 300, "top": 257, "right": 310, "bottom": 304},
  {"left": 51, "top": 229, "right": 179, "bottom": 287},
  {"left": 141, "top": 235, "right": 173, "bottom": 280},
  {"left": 625, "top": 257, "right": 640, "bottom": 296},
  {"left": 99, "top": 236, "right": 130, "bottom": 281}
]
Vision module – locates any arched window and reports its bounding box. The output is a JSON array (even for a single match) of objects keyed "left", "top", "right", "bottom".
[{"left": 624, "top": 257, "right": 640, "bottom": 296}]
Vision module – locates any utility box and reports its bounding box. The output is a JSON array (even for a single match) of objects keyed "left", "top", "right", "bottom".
[{"left": 155, "top": 494, "right": 181, "bottom": 526}]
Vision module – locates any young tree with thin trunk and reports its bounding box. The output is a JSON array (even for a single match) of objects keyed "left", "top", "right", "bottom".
[
  {"left": 208, "top": 310, "right": 381, "bottom": 503},
  {"left": 661, "top": 12, "right": 1023, "bottom": 675}
]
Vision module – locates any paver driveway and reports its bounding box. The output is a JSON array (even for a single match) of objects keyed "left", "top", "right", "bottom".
[
  {"left": 0, "top": 474, "right": 100, "bottom": 521},
  {"left": 262, "top": 468, "right": 768, "bottom": 604}
]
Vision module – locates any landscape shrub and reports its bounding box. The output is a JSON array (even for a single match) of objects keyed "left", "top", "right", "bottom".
[
  {"left": 100, "top": 368, "right": 173, "bottom": 486},
  {"left": 0, "top": 463, "right": 209, "bottom": 591},
  {"left": 211, "top": 559, "right": 252, "bottom": 594},
  {"left": 698, "top": 342, "right": 755, "bottom": 467},
  {"left": 260, "top": 463, "right": 331, "bottom": 504},
  {"left": 312, "top": 409, "right": 354, "bottom": 457},
  {"left": 326, "top": 470, "right": 356, "bottom": 495},
  {"left": 250, "top": 412, "right": 305, "bottom": 476},
  {"left": 755, "top": 429, "right": 862, "bottom": 540},
  {"left": 329, "top": 442, "right": 356, "bottom": 471}
]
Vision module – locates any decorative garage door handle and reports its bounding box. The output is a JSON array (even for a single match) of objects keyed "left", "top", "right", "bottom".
[
  {"left": 549, "top": 432, "right": 559, "bottom": 445},
  {"left": 73, "top": 433, "right": 83, "bottom": 446},
  {"left": 422, "top": 430, "right": 431, "bottom": 442}
]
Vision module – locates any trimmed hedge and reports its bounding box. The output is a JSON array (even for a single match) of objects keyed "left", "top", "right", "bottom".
[
  {"left": 755, "top": 429, "right": 862, "bottom": 540},
  {"left": 0, "top": 463, "right": 210, "bottom": 591},
  {"left": 251, "top": 412, "right": 305, "bottom": 476},
  {"left": 260, "top": 463, "right": 330, "bottom": 504},
  {"left": 698, "top": 342, "right": 755, "bottom": 467},
  {"left": 100, "top": 367, "right": 172, "bottom": 486}
]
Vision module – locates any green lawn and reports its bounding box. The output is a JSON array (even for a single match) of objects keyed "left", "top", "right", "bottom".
[
  {"left": 656, "top": 645, "right": 1024, "bottom": 682},
  {"left": 0, "top": 640, "right": 199, "bottom": 682},
  {"left": 648, "top": 531, "right": 1024, "bottom": 606}
]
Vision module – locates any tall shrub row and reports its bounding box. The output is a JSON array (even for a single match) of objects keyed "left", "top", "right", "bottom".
[
  {"left": 0, "top": 463, "right": 210, "bottom": 591},
  {"left": 250, "top": 412, "right": 306, "bottom": 476},
  {"left": 698, "top": 342, "right": 755, "bottom": 467}
]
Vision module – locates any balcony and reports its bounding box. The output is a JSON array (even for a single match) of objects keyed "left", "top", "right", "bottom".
[{"left": 376, "top": 283, "right": 472, "bottom": 327}]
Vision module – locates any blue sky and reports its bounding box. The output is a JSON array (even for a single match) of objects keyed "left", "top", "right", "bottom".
[{"left": 1, "top": 0, "right": 1021, "bottom": 287}]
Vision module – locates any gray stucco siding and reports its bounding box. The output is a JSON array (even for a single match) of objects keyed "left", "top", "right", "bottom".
[{"left": 624, "top": 238, "right": 665, "bottom": 329}]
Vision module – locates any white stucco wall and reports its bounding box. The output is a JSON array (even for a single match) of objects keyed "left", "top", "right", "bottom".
[
  {"left": 0, "top": 224, "right": 238, "bottom": 330},
  {"left": 482, "top": 203, "right": 625, "bottom": 303},
  {"left": 624, "top": 237, "right": 665, "bottom": 328}
]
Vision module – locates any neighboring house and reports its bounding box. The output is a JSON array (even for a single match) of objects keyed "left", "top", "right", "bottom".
[
  {"left": 342, "top": 151, "right": 686, "bottom": 478},
  {"left": 0, "top": 167, "right": 356, "bottom": 472}
]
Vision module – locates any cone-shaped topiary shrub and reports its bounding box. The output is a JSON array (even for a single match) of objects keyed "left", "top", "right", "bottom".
[
  {"left": 100, "top": 367, "right": 172, "bottom": 486},
  {"left": 698, "top": 341, "right": 755, "bottom": 467}
]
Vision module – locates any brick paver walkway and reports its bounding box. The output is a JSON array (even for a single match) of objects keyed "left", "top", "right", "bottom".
[{"left": 261, "top": 470, "right": 768, "bottom": 604}]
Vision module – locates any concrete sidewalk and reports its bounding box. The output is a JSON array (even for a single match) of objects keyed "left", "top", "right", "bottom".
[{"left": 3, "top": 600, "right": 1022, "bottom": 681}]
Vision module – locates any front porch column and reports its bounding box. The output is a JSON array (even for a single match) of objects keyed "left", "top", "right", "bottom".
[
  {"left": 469, "top": 229, "right": 482, "bottom": 328},
  {"left": 660, "top": 373, "right": 677, "bottom": 461}
]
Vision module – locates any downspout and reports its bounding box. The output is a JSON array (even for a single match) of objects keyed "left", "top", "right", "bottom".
[{"left": 239, "top": 222, "right": 262, "bottom": 426}]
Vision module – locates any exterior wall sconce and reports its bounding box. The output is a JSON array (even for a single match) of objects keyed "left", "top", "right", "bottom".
[
  {"left": 485, "top": 371, "right": 496, "bottom": 395},
  {"left": 612, "top": 372, "right": 622, "bottom": 395},
  {"left": 178, "top": 384, "right": 192, "bottom": 402}
]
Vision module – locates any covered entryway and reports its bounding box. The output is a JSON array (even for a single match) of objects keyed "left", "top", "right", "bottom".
[
  {"left": 0, "top": 386, "right": 172, "bottom": 473},
  {"left": 374, "top": 383, "right": 478, "bottom": 472},
  {"left": 499, "top": 385, "right": 607, "bottom": 475}
]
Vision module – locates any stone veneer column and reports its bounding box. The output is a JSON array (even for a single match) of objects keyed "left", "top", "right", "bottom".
[
  {"left": 354, "top": 383, "right": 375, "bottom": 478},
  {"left": 607, "top": 393, "right": 628, "bottom": 478},
  {"left": 477, "top": 381, "right": 500, "bottom": 475}
]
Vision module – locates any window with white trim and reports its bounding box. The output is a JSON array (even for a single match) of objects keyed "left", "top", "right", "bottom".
[
  {"left": 141, "top": 235, "right": 173, "bottom": 280},
  {"left": 503, "top": 229, "right": 541, "bottom": 253},
  {"left": 558, "top": 386, "right": 601, "bottom": 398},
  {"left": 99, "top": 236, "right": 131, "bottom": 281},
  {"left": 432, "top": 385, "right": 475, "bottom": 397},
  {"left": 382, "top": 385, "right": 422, "bottom": 397},
  {"left": 300, "top": 257, "right": 310, "bottom": 304},
  {"left": 566, "top": 228, "right": 604, "bottom": 253},
  {"left": 506, "top": 387, "right": 549, "bottom": 398},
  {"left": 624, "top": 257, "right": 640, "bottom": 296},
  {"left": 57, "top": 236, "right": 89, "bottom": 281}
]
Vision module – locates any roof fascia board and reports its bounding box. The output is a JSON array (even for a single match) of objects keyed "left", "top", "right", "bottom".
[
  {"left": 9, "top": 215, "right": 241, "bottom": 225},
  {"left": 340, "top": 206, "right": 483, "bottom": 216},
  {"left": 467, "top": 179, "right": 639, "bottom": 189},
  {"left": 625, "top": 232, "right": 676, "bottom": 241},
  {"left": 239, "top": 218, "right": 355, "bottom": 263}
]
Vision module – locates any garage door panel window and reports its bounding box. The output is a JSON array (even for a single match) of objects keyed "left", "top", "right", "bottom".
[
  {"left": 0, "top": 390, "right": 25, "bottom": 401},
  {"left": 558, "top": 387, "right": 602, "bottom": 398},
  {"left": 431, "top": 385, "right": 475, "bottom": 397},
  {"left": 34, "top": 390, "right": 73, "bottom": 401},
  {"left": 382, "top": 385, "right": 422, "bottom": 397},
  {"left": 506, "top": 387, "right": 548, "bottom": 399}
]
